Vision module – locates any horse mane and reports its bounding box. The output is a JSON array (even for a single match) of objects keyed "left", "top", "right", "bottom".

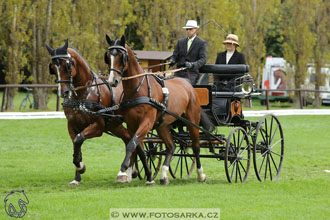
[
  {"left": 68, "top": 47, "right": 92, "bottom": 71},
  {"left": 125, "top": 43, "right": 139, "bottom": 63}
]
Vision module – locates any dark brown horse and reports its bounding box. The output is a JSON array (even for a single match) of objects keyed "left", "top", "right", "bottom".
[
  {"left": 104, "top": 35, "right": 206, "bottom": 185},
  {"left": 45, "top": 40, "right": 152, "bottom": 185}
]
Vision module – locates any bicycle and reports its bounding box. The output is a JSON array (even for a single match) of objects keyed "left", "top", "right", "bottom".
[{"left": 19, "top": 87, "right": 34, "bottom": 110}]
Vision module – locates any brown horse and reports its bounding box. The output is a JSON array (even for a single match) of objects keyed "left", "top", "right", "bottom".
[
  {"left": 45, "top": 40, "right": 152, "bottom": 185},
  {"left": 104, "top": 35, "right": 207, "bottom": 185}
]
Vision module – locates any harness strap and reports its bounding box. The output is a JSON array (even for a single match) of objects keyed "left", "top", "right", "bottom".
[
  {"left": 100, "top": 77, "right": 115, "bottom": 107},
  {"left": 151, "top": 75, "right": 169, "bottom": 129}
]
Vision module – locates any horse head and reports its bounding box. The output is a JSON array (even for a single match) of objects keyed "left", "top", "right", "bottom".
[
  {"left": 45, "top": 39, "right": 78, "bottom": 98},
  {"left": 104, "top": 35, "right": 128, "bottom": 87}
]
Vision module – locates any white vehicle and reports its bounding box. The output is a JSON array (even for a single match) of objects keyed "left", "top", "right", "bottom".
[
  {"left": 260, "top": 56, "right": 291, "bottom": 103},
  {"left": 303, "top": 64, "right": 330, "bottom": 105}
]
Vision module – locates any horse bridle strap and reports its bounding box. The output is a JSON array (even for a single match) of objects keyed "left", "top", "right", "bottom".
[{"left": 108, "top": 45, "right": 127, "bottom": 53}]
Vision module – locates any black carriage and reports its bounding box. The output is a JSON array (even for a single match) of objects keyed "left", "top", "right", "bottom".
[{"left": 136, "top": 64, "right": 284, "bottom": 183}]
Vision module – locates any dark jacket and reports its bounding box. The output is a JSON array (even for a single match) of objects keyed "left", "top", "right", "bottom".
[
  {"left": 214, "top": 50, "right": 246, "bottom": 89},
  {"left": 171, "top": 36, "right": 207, "bottom": 75},
  {"left": 215, "top": 50, "right": 245, "bottom": 65}
]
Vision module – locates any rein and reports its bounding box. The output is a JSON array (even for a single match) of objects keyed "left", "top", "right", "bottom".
[
  {"left": 74, "top": 82, "right": 108, "bottom": 91},
  {"left": 142, "top": 62, "right": 171, "bottom": 70},
  {"left": 122, "top": 67, "right": 187, "bottom": 81}
]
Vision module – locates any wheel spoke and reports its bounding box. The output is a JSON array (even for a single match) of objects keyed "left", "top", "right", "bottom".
[
  {"left": 270, "top": 116, "right": 274, "bottom": 143},
  {"left": 235, "top": 161, "right": 238, "bottom": 183},
  {"left": 270, "top": 150, "right": 282, "bottom": 157},
  {"left": 237, "top": 162, "right": 242, "bottom": 182},
  {"left": 270, "top": 124, "right": 279, "bottom": 145},
  {"left": 269, "top": 153, "right": 279, "bottom": 173},
  {"left": 230, "top": 162, "right": 236, "bottom": 180},
  {"left": 150, "top": 158, "right": 157, "bottom": 170},
  {"left": 228, "top": 158, "right": 238, "bottom": 169},
  {"left": 239, "top": 144, "right": 249, "bottom": 155},
  {"left": 233, "top": 133, "right": 237, "bottom": 150},
  {"left": 257, "top": 150, "right": 268, "bottom": 160},
  {"left": 268, "top": 154, "right": 273, "bottom": 181},
  {"left": 265, "top": 118, "right": 268, "bottom": 144},
  {"left": 264, "top": 154, "right": 269, "bottom": 180},
  {"left": 174, "top": 155, "right": 181, "bottom": 175},
  {"left": 270, "top": 138, "right": 282, "bottom": 150},
  {"left": 258, "top": 153, "right": 267, "bottom": 174},
  {"left": 259, "top": 129, "right": 268, "bottom": 147},
  {"left": 184, "top": 155, "right": 189, "bottom": 174},
  {"left": 238, "top": 160, "right": 247, "bottom": 174}
]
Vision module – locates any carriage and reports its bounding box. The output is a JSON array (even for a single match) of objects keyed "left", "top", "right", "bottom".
[
  {"left": 135, "top": 64, "right": 284, "bottom": 183},
  {"left": 46, "top": 38, "right": 284, "bottom": 185}
]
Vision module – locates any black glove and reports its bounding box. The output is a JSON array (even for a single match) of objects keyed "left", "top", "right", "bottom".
[
  {"left": 185, "top": 62, "right": 194, "bottom": 69},
  {"left": 169, "top": 58, "right": 176, "bottom": 66}
]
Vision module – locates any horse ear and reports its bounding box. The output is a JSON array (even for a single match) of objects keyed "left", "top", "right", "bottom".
[
  {"left": 106, "top": 34, "right": 113, "bottom": 45},
  {"left": 120, "top": 35, "right": 126, "bottom": 46},
  {"left": 104, "top": 52, "right": 109, "bottom": 64},
  {"left": 64, "top": 39, "right": 69, "bottom": 51},
  {"left": 49, "top": 63, "right": 56, "bottom": 75},
  {"left": 45, "top": 43, "right": 55, "bottom": 56}
]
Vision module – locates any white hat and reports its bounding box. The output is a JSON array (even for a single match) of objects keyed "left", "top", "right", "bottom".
[{"left": 183, "top": 20, "right": 199, "bottom": 29}]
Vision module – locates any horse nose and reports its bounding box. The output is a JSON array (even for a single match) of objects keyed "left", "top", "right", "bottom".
[
  {"left": 63, "top": 90, "right": 70, "bottom": 98},
  {"left": 110, "top": 79, "right": 119, "bottom": 87}
]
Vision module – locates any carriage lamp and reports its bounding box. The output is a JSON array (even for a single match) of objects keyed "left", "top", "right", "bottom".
[{"left": 241, "top": 74, "right": 254, "bottom": 95}]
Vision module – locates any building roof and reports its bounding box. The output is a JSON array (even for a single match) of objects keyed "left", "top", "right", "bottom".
[{"left": 134, "top": 50, "right": 172, "bottom": 60}]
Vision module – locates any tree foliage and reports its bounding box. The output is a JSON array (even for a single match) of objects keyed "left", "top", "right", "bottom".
[{"left": 0, "top": 0, "right": 328, "bottom": 109}]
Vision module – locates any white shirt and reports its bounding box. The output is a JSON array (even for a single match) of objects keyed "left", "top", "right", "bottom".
[
  {"left": 188, "top": 35, "right": 197, "bottom": 42},
  {"left": 226, "top": 51, "right": 234, "bottom": 64}
]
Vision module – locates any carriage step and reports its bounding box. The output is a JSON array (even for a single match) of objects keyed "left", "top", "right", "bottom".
[{"left": 143, "top": 139, "right": 225, "bottom": 145}]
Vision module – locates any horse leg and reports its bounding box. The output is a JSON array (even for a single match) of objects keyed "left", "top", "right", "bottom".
[
  {"left": 156, "top": 126, "right": 175, "bottom": 185},
  {"left": 111, "top": 124, "right": 152, "bottom": 184},
  {"left": 68, "top": 122, "right": 104, "bottom": 186},
  {"left": 118, "top": 120, "right": 154, "bottom": 184},
  {"left": 186, "top": 108, "right": 206, "bottom": 182}
]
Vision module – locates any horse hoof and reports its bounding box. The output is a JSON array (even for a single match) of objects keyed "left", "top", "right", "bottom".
[
  {"left": 131, "top": 168, "right": 138, "bottom": 179},
  {"left": 160, "top": 177, "right": 170, "bottom": 185},
  {"left": 146, "top": 180, "right": 156, "bottom": 186},
  {"left": 116, "top": 175, "right": 128, "bottom": 183},
  {"left": 69, "top": 180, "right": 80, "bottom": 186},
  {"left": 198, "top": 174, "right": 207, "bottom": 183},
  {"left": 76, "top": 162, "right": 86, "bottom": 174}
]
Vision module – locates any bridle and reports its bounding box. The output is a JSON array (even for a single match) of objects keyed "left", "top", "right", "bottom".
[
  {"left": 106, "top": 45, "right": 128, "bottom": 77},
  {"left": 51, "top": 53, "right": 78, "bottom": 97}
]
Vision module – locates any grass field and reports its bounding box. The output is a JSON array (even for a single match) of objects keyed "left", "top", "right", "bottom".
[{"left": 0, "top": 115, "right": 329, "bottom": 219}]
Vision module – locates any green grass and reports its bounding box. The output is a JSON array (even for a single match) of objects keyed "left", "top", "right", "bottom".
[{"left": 0, "top": 116, "right": 330, "bottom": 219}]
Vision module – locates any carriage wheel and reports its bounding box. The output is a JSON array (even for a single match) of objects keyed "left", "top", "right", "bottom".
[
  {"left": 253, "top": 114, "right": 284, "bottom": 182},
  {"left": 135, "top": 141, "right": 163, "bottom": 180},
  {"left": 169, "top": 144, "right": 195, "bottom": 179},
  {"left": 224, "top": 127, "right": 251, "bottom": 183}
]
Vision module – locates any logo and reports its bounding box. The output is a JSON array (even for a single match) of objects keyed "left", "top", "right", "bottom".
[{"left": 4, "top": 190, "right": 29, "bottom": 218}]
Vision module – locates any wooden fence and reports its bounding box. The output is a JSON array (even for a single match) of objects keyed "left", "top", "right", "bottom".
[
  {"left": 0, "top": 84, "right": 59, "bottom": 112},
  {"left": 1, "top": 84, "right": 330, "bottom": 112}
]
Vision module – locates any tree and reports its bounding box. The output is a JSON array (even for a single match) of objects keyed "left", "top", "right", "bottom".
[
  {"left": 310, "top": 0, "right": 330, "bottom": 107},
  {"left": 30, "top": 0, "right": 54, "bottom": 109},
  {"left": 0, "top": 0, "right": 31, "bottom": 110},
  {"left": 282, "top": 0, "right": 314, "bottom": 105},
  {"left": 236, "top": 0, "right": 280, "bottom": 88}
]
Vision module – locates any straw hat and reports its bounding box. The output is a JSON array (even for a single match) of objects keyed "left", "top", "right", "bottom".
[
  {"left": 183, "top": 20, "right": 199, "bottom": 29},
  {"left": 223, "top": 34, "right": 240, "bottom": 46}
]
